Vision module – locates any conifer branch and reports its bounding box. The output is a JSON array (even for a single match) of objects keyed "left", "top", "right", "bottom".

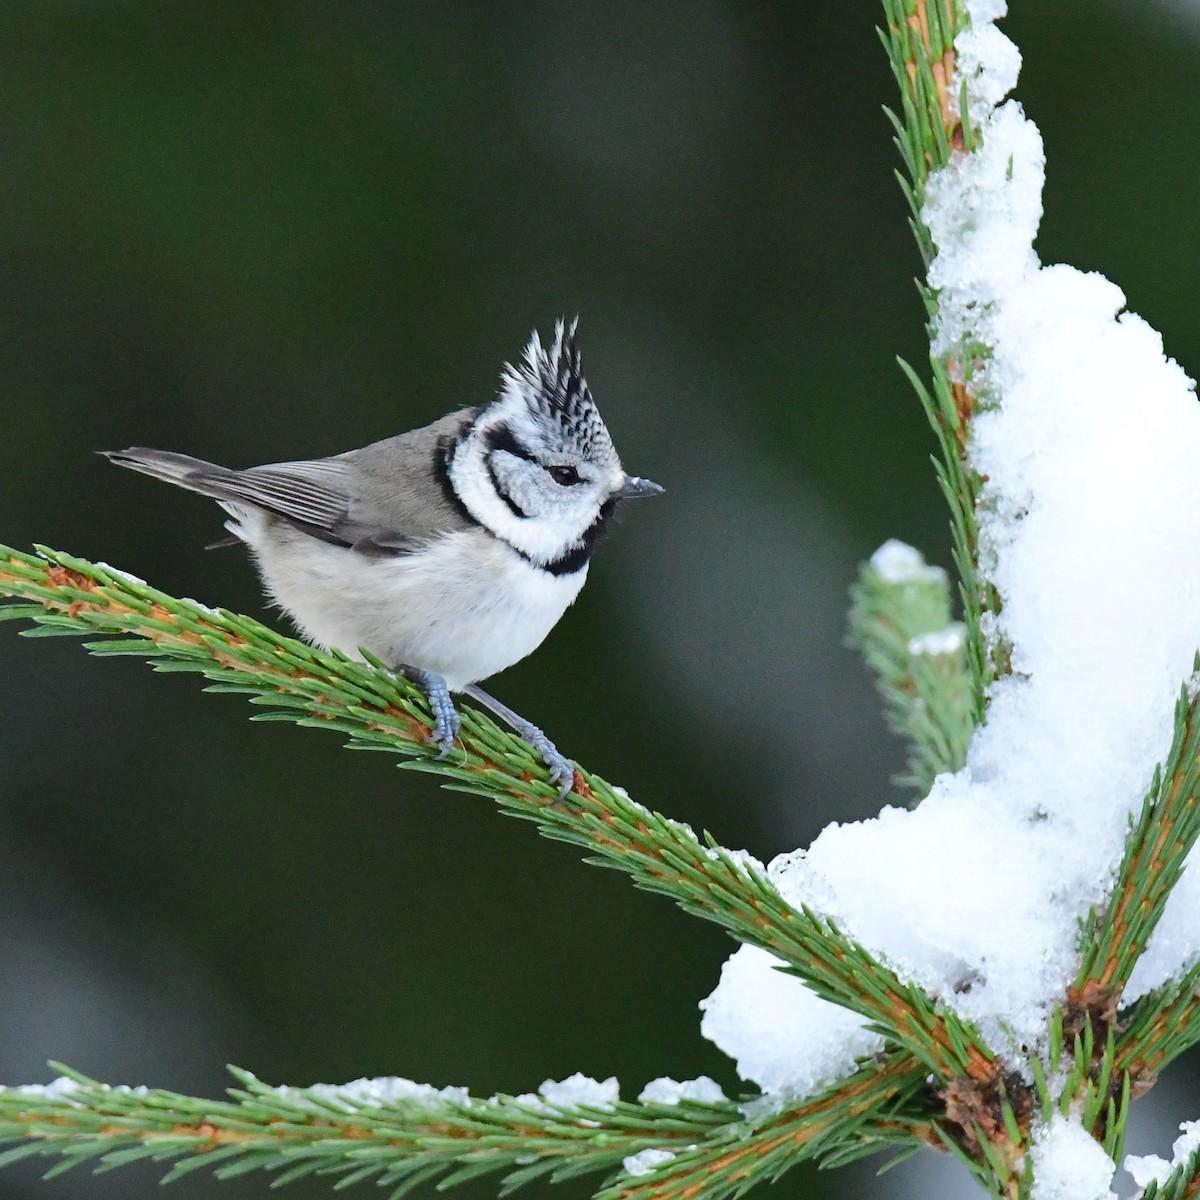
[
  {"left": 1115, "top": 962, "right": 1200, "bottom": 1084},
  {"left": 597, "top": 1054, "right": 931, "bottom": 1200},
  {"left": 880, "top": 0, "right": 1006, "bottom": 716},
  {"left": 1140, "top": 1149, "right": 1200, "bottom": 1200},
  {"left": 0, "top": 1066, "right": 737, "bottom": 1195},
  {"left": 0, "top": 1058, "right": 931, "bottom": 1200},
  {"left": 2, "top": 4, "right": 1172, "bottom": 1198},
  {"left": 847, "top": 548, "right": 973, "bottom": 793},
  {"left": 0, "top": 544, "right": 992, "bottom": 1082},
  {"left": 1072, "top": 667, "right": 1200, "bottom": 1015}
]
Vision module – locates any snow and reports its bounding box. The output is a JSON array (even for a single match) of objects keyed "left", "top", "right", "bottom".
[
  {"left": 1125, "top": 1120, "right": 1200, "bottom": 1191},
  {"left": 967, "top": 0, "right": 1009, "bottom": 22},
  {"left": 1030, "top": 1114, "right": 1116, "bottom": 1200},
  {"left": 869, "top": 539, "right": 946, "bottom": 585},
  {"left": 272, "top": 1074, "right": 623, "bottom": 1118},
  {"left": 92, "top": 562, "right": 149, "bottom": 587},
  {"left": 622, "top": 1148, "right": 676, "bottom": 1177},
  {"left": 0, "top": 1078, "right": 154, "bottom": 1106},
  {"left": 908, "top": 624, "right": 966, "bottom": 657},
  {"left": 537, "top": 1073, "right": 619, "bottom": 1111},
  {"left": 637, "top": 1076, "right": 727, "bottom": 1105},
  {"left": 704, "top": 847, "right": 766, "bottom": 875},
  {"left": 952, "top": 19, "right": 1021, "bottom": 129},
  {"left": 703, "top": 0, "right": 1200, "bottom": 1094},
  {"left": 5, "top": 1077, "right": 86, "bottom": 1103},
  {"left": 700, "top": 944, "right": 882, "bottom": 1095},
  {"left": 280, "top": 1077, "right": 470, "bottom": 1112},
  {"left": 181, "top": 597, "right": 222, "bottom": 617}
]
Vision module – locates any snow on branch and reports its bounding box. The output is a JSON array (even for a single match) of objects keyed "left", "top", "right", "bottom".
[
  {"left": 5, "top": 2, "right": 1200, "bottom": 1199},
  {"left": 0, "top": 547, "right": 995, "bottom": 1081},
  {"left": 716, "top": 0, "right": 1200, "bottom": 1193},
  {"left": 0, "top": 1059, "right": 929, "bottom": 1200},
  {"left": 0, "top": 1066, "right": 729, "bottom": 1194},
  {"left": 1127, "top": 1121, "right": 1200, "bottom": 1199},
  {"left": 847, "top": 541, "right": 973, "bottom": 793}
]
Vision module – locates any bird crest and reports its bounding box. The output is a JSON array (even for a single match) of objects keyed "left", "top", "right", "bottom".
[{"left": 499, "top": 320, "right": 618, "bottom": 467}]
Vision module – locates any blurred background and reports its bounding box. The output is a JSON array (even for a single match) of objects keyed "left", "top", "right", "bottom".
[{"left": 0, "top": 2, "right": 1198, "bottom": 1197}]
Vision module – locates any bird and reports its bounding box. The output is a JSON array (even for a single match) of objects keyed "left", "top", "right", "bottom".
[{"left": 103, "top": 320, "right": 662, "bottom": 799}]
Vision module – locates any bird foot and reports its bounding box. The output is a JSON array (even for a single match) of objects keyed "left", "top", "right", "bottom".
[
  {"left": 399, "top": 666, "right": 461, "bottom": 759},
  {"left": 461, "top": 684, "right": 575, "bottom": 802}
]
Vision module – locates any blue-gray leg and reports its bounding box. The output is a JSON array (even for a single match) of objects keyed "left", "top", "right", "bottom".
[
  {"left": 461, "top": 683, "right": 575, "bottom": 802},
  {"left": 399, "top": 666, "right": 461, "bottom": 759}
]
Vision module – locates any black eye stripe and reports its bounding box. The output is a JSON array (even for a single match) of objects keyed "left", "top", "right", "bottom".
[
  {"left": 485, "top": 424, "right": 537, "bottom": 464},
  {"left": 485, "top": 454, "right": 531, "bottom": 519}
]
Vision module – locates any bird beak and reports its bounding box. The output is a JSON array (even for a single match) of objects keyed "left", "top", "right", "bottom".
[{"left": 613, "top": 475, "right": 664, "bottom": 499}]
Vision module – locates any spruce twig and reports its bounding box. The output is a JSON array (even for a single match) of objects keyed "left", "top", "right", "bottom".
[
  {"left": 847, "top": 548, "right": 973, "bottom": 793},
  {"left": 1115, "top": 962, "right": 1200, "bottom": 1083},
  {"left": 597, "top": 1054, "right": 932, "bottom": 1200},
  {"left": 1073, "top": 665, "right": 1200, "bottom": 1007},
  {"left": 0, "top": 544, "right": 992, "bottom": 1082},
  {"left": 0, "top": 1066, "right": 746, "bottom": 1195},
  {"left": 1063, "top": 662, "right": 1200, "bottom": 1152},
  {"left": 1139, "top": 1147, "right": 1200, "bottom": 1200},
  {"left": 879, "top": 0, "right": 1005, "bottom": 718},
  {"left": 0, "top": 1058, "right": 930, "bottom": 1200}
]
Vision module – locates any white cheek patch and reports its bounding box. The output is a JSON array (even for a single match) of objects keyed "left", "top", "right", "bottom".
[{"left": 450, "top": 435, "right": 612, "bottom": 566}]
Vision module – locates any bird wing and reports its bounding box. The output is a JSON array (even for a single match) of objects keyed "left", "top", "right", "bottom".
[
  {"left": 240, "top": 458, "right": 429, "bottom": 552},
  {"left": 237, "top": 459, "right": 353, "bottom": 530},
  {"left": 106, "top": 408, "right": 480, "bottom": 556}
]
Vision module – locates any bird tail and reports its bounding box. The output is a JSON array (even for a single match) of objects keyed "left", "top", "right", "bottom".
[{"left": 101, "top": 447, "right": 245, "bottom": 504}]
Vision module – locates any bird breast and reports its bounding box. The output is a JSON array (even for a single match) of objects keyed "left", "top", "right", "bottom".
[{"left": 245, "top": 522, "right": 589, "bottom": 689}]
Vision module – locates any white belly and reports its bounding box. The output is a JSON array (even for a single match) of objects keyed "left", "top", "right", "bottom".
[{"left": 239, "top": 518, "right": 587, "bottom": 690}]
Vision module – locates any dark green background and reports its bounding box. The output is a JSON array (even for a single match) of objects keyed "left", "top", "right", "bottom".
[{"left": 1, "top": 4, "right": 1198, "bottom": 1198}]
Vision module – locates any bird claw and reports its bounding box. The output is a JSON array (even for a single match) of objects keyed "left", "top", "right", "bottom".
[
  {"left": 524, "top": 729, "right": 575, "bottom": 803},
  {"left": 399, "top": 666, "right": 461, "bottom": 759},
  {"left": 428, "top": 698, "right": 462, "bottom": 761},
  {"left": 396, "top": 673, "right": 575, "bottom": 800},
  {"left": 460, "top": 683, "right": 576, "bottom": 802}
]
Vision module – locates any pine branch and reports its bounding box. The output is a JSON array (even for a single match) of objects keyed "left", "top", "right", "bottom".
[
  {"left": 595, "top": 1054, "right": 932, "bottom": 1200},
  {"left": 0, "top": 1059, "right": 931, "bottom": 1200},
  {"left": 0, "top": 544, "right": 993, "bottom": 1082},
  {"left": 847, "top": 546, "right": 973, "bottom": 793},
  {"left": 879, "top": 0, "right": 1005, "bottom": 718},
  {"left": 880, "top": 0, "right": 1200, "bottom": 1183},
  {"left": 0, "top": 1065, "right": 734, "bottom": 1196},
  {"left": 1115, "top": 962, "right": 1200, "bottom": 1083},
  {"left": 1028, "top": 1011, "right": 1131, "bottom": 1169},
  {"left": 1140, "top": 1148, "right": 1200, "bottom": 1200},
  {"left": 1031, "top": 706, "right": 1200, "bottom": 1176},
  {"left": 1072, "top": 666, "right": 1200, "bottom": 1018}
]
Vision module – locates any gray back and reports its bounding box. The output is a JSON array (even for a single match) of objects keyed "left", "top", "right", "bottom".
[{"left": 325, "top": 408, "right": 479, "bottom": 549}]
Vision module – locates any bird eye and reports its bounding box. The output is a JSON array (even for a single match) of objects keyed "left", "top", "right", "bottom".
[{"left": 548, "top": 465, "right": 580, "bottom": 486}]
